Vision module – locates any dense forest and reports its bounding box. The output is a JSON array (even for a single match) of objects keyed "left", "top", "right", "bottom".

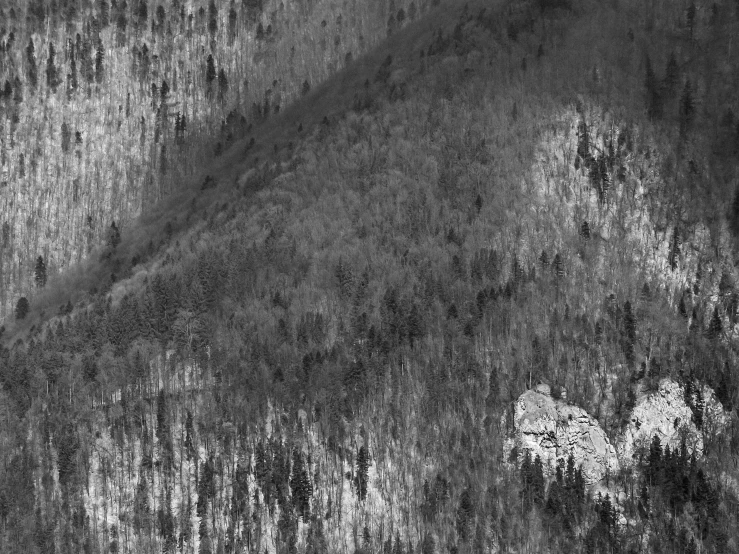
[
  {"left": 0, "top": 0, "right": 427, "bottom": 320},
  {"left": 0, "top": 0, "right": 739, "bottom": 553}
]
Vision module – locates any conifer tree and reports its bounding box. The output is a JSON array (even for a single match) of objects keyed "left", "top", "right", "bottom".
[
  {"left": 61, "top": 122, "right": 72, "bottom": 153},
  {"left": 553, "top": 253, "right": 564, "bottom": 278},
  {"left": 456, "top": 488, "right": 473, "bottom": 540},
  {"left": 577, "top": 119, "right": 590, "bottom": 161},
  {"left": 707, "top": 306, "right": 722, "bottom": 339},
  {"left": 26, "top": 39, "right": 38, "bottom": 90},
  {"left": 355, "top": 446, "right": 370, "bottom": 501},
  {"left": 668, "top": 227, "right": 680, "bottom": 270},
  {"left": 15, "top": 297, "right": 29, "bottom": 320},
  {"left": 108, "top": 221, "right": 121, "bottom": 250},
  {"left": 208, "top": 1, "right": 218, "bottom": 37},
  {"left": 95, "top": 41, "right": 105, "bottom": 84},
  {"left": 645, "top": 54, "right": 662, "bottom": 120},
  {"left": 34, "top": 256, "right": 47, "bottom": 288},
  {"left": 679, "top": 79, "right": 695, "bottom": 135},
  {"left": 206, "top": 54, "right": 217, "bottom": 88},
  {"left": 663, "top": 52, "right": 679, "bottom": 99},
  {"left": 218, "top": 68, "right": 229, "bottom": 101},
  {"left": 46, "top": 42, "right": 61, "bottom": 92}
]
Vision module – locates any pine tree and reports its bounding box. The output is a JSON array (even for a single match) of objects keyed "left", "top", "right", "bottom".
[
  {"left": 26, "top": 39, "right": 38, "bottom": 89},
  {"left": 46, "top": 42, "right": 61, "bottom": 92},
  {"left": 34, "top": 255, "right": 47, "bottom": 288},
  {"left": 156, "top": 389, "right": 168, "bottom": 443},
  {"left": 687, "top": 2, "right": 697, "bottom": 39},
  {"left": 623, "top": 300, "right": 636, "bottom": 343},
  {"left": 95, "top": 41, "right": 105, "bottom": 84},
  {"left": 679, "top": 79, "right": 695, "bottom": 135},
  {"left": 668, "top": 227, "right": 680, "bottom": 270},
  {"left": 206, "top": 55, "right": 217, "bottom": 87},
  {"left": 208, "top": 1, "right": 218, "bottom": 37},
  {"left": 553, "top": 253, "right": 564, "bottom": 278},
  {"left": 577, "top": 119, "right": 590, "bottom": 161},
  {"left": 581, "top": 220, "right": 591, "bottom": 239},
  {"left": 679, "top": 295, "right": 688, "bottom": 318},
  {"left": 732, "top": 192, "right": 739, "bottom": 237},
  {"left": 108, "top": 221, "right": 121, "bottom": 250},
  {"left": 290, "top": 449, "right": 312, "bottom": 519},
  {"left": 456, "top": 488, "right": 473, "bottom": 540},
  {"left": 663, "top": 52, "right": 680, "bottom": 99},
  {"left": 645, "top": 54, "right": 662, "bottom": 120},
  {"left": 532, "top": 455, "right": 545, "bottom": 507},
  {"left": 218, "top": 68, "right": 229, "bottom": 101},
  {"left": 648, "top": 435, "right": 662, "bottom": 484},
  {"left": 15, "top": 297, "right": 29, "bottom": 320},
  {"left": 355, "top": 446, "right": 370, "bottom": 501},
  {"left": 707, "top": 306, "right": 722, "bottom": 339}
]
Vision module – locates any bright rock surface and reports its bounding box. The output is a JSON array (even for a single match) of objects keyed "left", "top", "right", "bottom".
[
  {"left": 617, "top": 378, "right": 729, "bottom": 465},
  {"left": 512, "top": 387, "right": 620, "bottom": 485}
]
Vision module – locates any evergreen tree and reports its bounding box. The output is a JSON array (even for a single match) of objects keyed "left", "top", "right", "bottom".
[
  {"left": 99, "top": 0, "right": 110, "bottom": 28},
  {"left": 668, "top": 226, "right": 680, "bottom": 270},
  {"left": 218, "top": 68, "right": 229, "bottom": 101},
  {"left": 34, "top": 255, "right": 47, "bottom": 288},
  {"left": 553, "top": 253, "right": 564, "bottom": 278},
  {"left": 206, "top": 55, "right": 217, "bottom": 87},
  {"left": 645, "top": 54, "right": 662, "bottom": 119},
  {"left": 707, "top": 306, "right": 722, "bottom": 339},
  {"left": 679, "top": 79, "right": 695, "bottom": 135},
  {"left": 687, "top": 2, "right": 697, "bottom": 39},
  {"left": 577, "top": 119, "right": 590, "bottom": 161},
  {"left": 15, "top": 297, "right": 29, "bottom": 320},
  {"left": 729, "top": 184, "right": 739, "bottom": 236},
  {"left": 95, "top": 41, "right": 105, "bottom": 84},
  {"left": 290, "top": 449, "right": 312, "bottom": 519},
  {"left": 26, "top": 39, "right": 38, "bottom": 89},
  {"left": 46, "top": 42, "right": 61, "bottom": 92},
  {"left": 156, "top": 389, "right": 168, "bottom": 443},
  {"left": 208, "top": 1, "right": 218, "bottom": 37},
  {"left": 456, "top": 488, "right": 473, "bottom": 540},
  {"left": 61, "top": 122, "right": 71, "bottom": 153},
  {"left": 355, "top": 446, "right": 370, "bottom": 501},
  {"left": 663, "top": 51, "right": 679, "bottom": 99},
  {"left": 108, "top": 221, "right": 121, "bottom": 250},
  {"left": 648, "top": 435, "right": 662, "bottom": 484}
]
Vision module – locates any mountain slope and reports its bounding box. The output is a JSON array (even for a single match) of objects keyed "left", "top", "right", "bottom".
[
  {"left": 0, "top": 0, "right": 739, "bottom": 553},
  {"left": 0, "top": 0, "right": 428, "bottom": 321}
]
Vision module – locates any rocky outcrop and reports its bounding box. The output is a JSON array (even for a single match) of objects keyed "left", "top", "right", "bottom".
[
  {"left": 507, "top": 378, "right": 730, "bottom": 489},
  {"left": 617, "top": 378, "right": 729, "bottom": 465},
  {"left": 509, "top": 386, "right": 620, "bottom": 485}
]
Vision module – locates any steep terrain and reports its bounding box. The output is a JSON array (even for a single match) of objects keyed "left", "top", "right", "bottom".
[
  {"left": 0, "top": 0, "right": 739, "bottom": 553},
  {"left": 0, "top": 0, "right": 427, "bottom": 321},
  {"left": 507, "top": 378, "right": 730, "bottom": 487}
]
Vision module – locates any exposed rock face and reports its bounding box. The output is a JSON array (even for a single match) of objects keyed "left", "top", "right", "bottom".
[
  {"left": 507, "top": 379, "right": 730, "bottom": 490},
  {"left": 617, "top": 378, "right": 729, "bottom": 465},
  {"left": 511, "top": 388, "right": 620, "bottom": 485}
]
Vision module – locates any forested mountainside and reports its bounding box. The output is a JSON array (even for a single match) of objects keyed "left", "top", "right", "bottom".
[
  {"left": 1, "top": 0, "right": 739, "bottom": 552},
  {"left": 0, "top": 0, "right": 426, "bottom": 321}
]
